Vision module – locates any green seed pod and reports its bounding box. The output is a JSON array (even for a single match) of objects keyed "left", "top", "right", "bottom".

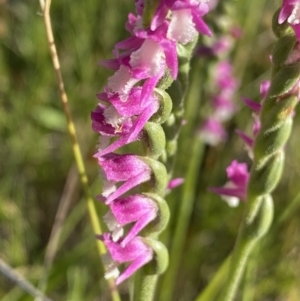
[
  {"left": 141, "top": 157, "right": 168, "bottom": 196},
  {"left": 142, "top": 237, "right": 169, "bottom": 275},
  {"left": 143, "top": 122, "right": 166, "bottom": 158},
  {"left": 272, "top": 8, "right": 294, "bottom": 38},
  {"left": 151, "top": 89, "right": 173, "bottom": 124},
  {"left": 248, "top": 151, "right": 284, "bottom": 196},
  {"left": 272, "top": 35, "right": 298, "bottom": 67},
  {"left": 244, "top": 195, "right": 274, "bottom": 241},
  {"left": 156, "top": 68, "right": 174, "bottom": 90},
  {"left": 268, "top": 63, "right": 300, "bottom": 97},
  {"left": 142, "top": 192, "right": 170, "bottom": 236},
  {"left": 254, "top": 117, "right": 292, "bottom": 159}
]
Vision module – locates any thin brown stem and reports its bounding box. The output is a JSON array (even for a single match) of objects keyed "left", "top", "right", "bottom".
[{"left": 38, "top": 1, "right": 121, "bottom": 300}]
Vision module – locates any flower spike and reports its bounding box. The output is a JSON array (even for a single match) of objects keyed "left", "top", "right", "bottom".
[{"left": 92, "top": 0, "right": 216, "bottom": 288}]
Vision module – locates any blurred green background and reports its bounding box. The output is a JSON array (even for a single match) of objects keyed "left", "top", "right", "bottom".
[{"left": 1, "top": 0, "right": 300, "bottom": 300}]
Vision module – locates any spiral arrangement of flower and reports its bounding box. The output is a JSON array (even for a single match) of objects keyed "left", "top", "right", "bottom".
[{"left": 91, "top": 0, "right": 214, "bottom": 287}]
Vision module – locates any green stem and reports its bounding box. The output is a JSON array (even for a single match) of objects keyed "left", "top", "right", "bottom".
[
  {"left": 220, "top": 196, "right": 274, "bottom": 301},
  {"left": 218, "top": 9, "right": 300, "bottom": 300},
  {"left": 39, "top": 1, "right": 120, "bottom": 300},
  {"left": 241, "top": 248, "right": 257, "bottom": 301},
  {"left": 131, "top": 237, "right": 168, "bottom": 301},
  {"left": 195, "top": 256, "right": 230, "bottom": 301},
  {"left": 163, "top": 38, "right": 199, "bottom": 174},
  {"left": 133, "top": 4, "right": 198, "bottom": 301},
  {"left": 160, "top": 138, "right": 205, "bottom": 301},
  {"left": 133, "top": 274, "right": 158, "bottom": 301}
]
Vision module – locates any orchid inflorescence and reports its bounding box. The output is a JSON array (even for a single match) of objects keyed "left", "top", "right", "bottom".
[
  {"left": 211, "top": 0, "right": 300, "bottom": 209},
  {"left": 92, "top": 0, "right": 300, "bottom": 297},
  {"left": 92, "top": 0, "right": 214, "bottom": 285},
  {"left": 198, "top": 20, "right": 240, "bottom": 146},
  {"left": 198, "top": 60, "right": 238, "bottom": 146},
  {"left": 210, "top": 81, "right": 269, "bottom": 207}
]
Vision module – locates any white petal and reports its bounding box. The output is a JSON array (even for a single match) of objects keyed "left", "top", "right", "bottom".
[
  {"left": 221, "top": 196, "right": 240, "bottom": 207},
  {"left": 130, "top": 39, "right": 165, "bottom": 76},
  {"left": 221, "top": 182, "right": 240, "bottom": 207},
  {"left": 107, "top": 65, "right": 139, "bottom": 100},
  {"left": 112, "top": 227, "right": 124, "bottom": 242},
  {"left": 167, "top": 10, "right": 198, "bottom": 45},
  {"left": 288, "top": 4, "right": 300, "bottom": 25},
  {"left": 103, "top": 211, "right": 118, "bottom": 231},
  {"left": 102, "top": 180, "right": 117, "bottom": 198},
  {"left": 102, "top": 253, "right": 120, "bottom": 279},
  {"left": 103, "top": 105, "right": 125, "bottom": 130},
  {"left": 105, "top": 267, "right": 120, "bottom": 280}
]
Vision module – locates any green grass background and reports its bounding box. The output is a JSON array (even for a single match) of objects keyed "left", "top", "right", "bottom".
[{"left": 1, "top": 0, "right": 300, "bottom": 300}]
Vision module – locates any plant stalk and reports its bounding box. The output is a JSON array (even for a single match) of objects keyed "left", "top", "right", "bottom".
[{"left": 38, "top": 1, "right": 120, "bottom": 300}]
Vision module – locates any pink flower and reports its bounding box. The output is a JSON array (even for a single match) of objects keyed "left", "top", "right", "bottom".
[
  {"left": 167, "top": 9, "right": 199, "bottom": 44},
  {"left": 103, "top": 194, "right": 158, "bottom": 247},
  {"left": 130, "top": 39, "right": 166, "bottom": 77},
  {"left": 114, "top": 21, "right": 178, "bottom": 80},
  {"left": 260, "top": 80, "right": 271, "bottom": 99},
  {"left": 235, "top": 129, "right": 254, "bottom": 150},
  {"left": 165, "top": 177, "right": 185, "bottom": 194},
  {"left": 98, "top": 154, "right": 152, "bottom": 204},
  {"left": 236, "top": 80, "right": 269, "bottom": 158},
  {"left": 236, "top": 79, "right": 269, "bottom": 152},
  {"left": 196, "top": 31, "right": 239, "bottom": 56},
  {"left": 134, "top": 0, "right": 144, "bottom": 16},
  {"left": 198, "top": 118, "right": 227, "bottom": 146},
  {"left": 197, "top": 59, "right": 238, "bottom": 146},
  {"left": 214, "top": 61, "right": 238, "bottom": 91},
  {"left": 168, "top": 177, "right": 185, "bottom": 189},
  {"left": 242, "top": 97, "right": 261, "bottom": 113},
  {"left": 99, "top": 234, "right": 153, "bottom": 285},
  {"left": 151, "top": 0, "right": 212, "bottom": 39},
  {"left": 92, "top": 0, "right": 217, "bottom": 284},
  {"left": 210, "top": 160, "right": 249, "bottom": 207},
  {"left": 212, "top": 95, "right": 236, "bottom": 122},
  {"left": 93, "top": 88, "right": 160, "bottom": 156}
]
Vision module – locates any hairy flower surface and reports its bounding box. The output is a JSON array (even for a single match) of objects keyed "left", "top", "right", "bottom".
[
  {"left": 103, "top": 194, "right": 158, "bottom": 246},
  {"left": 98, "top": 154, "right": 152, "bottom": 204},
  {"left": 93, "top": 88, "right": 160, "bottom": 156}
]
